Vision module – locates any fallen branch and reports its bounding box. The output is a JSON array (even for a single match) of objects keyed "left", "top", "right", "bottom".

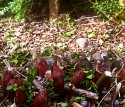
[
  {"left": 97, "top": 84, "right": 116, "bottom": 107},
  {"left": 64, "top": 84, "right": 99, "bottom": 100}
]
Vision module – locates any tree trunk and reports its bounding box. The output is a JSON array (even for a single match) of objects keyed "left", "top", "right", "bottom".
[{"left": 49, "top": 0, "right": 59, "bottom": 19}]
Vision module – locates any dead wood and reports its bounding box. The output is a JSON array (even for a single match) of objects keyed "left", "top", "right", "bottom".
[{"left": 64, "top": 84, "right": 99, "bottom": 100}]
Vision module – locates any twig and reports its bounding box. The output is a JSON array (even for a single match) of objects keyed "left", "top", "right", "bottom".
[
  {"left": 40, "top": 73, "right": 50, "bottom": 85},
  {"left": 110, "top": 49, "right": 124, "bottom": 60},
  {"left": 115, "top": 27, "right": 125, "bottom": 37},
  {"left": 116, "top": 61, "right": 124, "bottom": 76},
  {"left": 110, "top": 82, "right": 121, "bottom": 107},
  {"left": 3, "top": 59, "right": 13, "bottom": 71},
  {"left": 0, "top": 95, "right": 9, "bottom": 106},
  {"left": 108, "top": 7, "right": 125, "bottom": 23},
  {"left": 93, "top": 4, "right": 120, "bottom": 25},
  {"left": 97, "top": 84, "right": 116, "bottom": 107},
  {"left": 15, "top": 70, "right": 26, "bottom": 78},
  {"left": 98, "top": 80, "right": 125, "bottom": 107},
  {"left": 33, "top": 79, "right": 44, "bottom": 92},
  {"left": 18, "top": 61, "right": 31, "bottom": 72},
  {"left": 75, "top": 16, "right": 99, "bottom": 21},
  {"left": 3, "top": 56, "right": 32, "bottom": 78}
]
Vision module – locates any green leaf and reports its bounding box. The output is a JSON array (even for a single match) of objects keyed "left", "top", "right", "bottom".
[
  {"left": 13, "top": 83, "right": 17, "bottom": 88},
  {"left": 19, "top": 85, "right": 25, "bottom": 90},
  {"left": 13, "top": 84, "right": 17, "bottom": 91},
  {"left": 88, "top": 86, "right": 92, "bottom": 90},
  {"left": 123, "top": 95, "right": 125, "bottom": 99},
  {"left": 84, "top": 70, "right": 89, "bottom": 73},
  {"left": 6, "top": 85, "right": 13, "bottom": 90},
  {"left": 88, "top": 33, "right": 96, "bottom": 38},
  {"left": 64, "top": 76, "right": 70, "bottom": 82},
  {"left": 13, "top": 87, "right": 17, "bottom": 91},
  {"left": 29, "top": 67, "right": 37, "bottom": 76},
  {"left": 86, "top": 74, "right": 93, "bottom": 79},
  {"left": 102, "top": 34, "right": 109, "bottom": 40},
  {"left": 74, "top": 96, "right": 83, "bottom": 100},
  {"left": 61, "top": 102, "right": 68, "bottom": 107},
  {"left": 13, "top": 59, "right": 18, "bottom": 64},
  {"left": 73, "top": 96, "right": 85, "bottom": 102},
  {"left": 92, "top": 82, "right": 98, "bottom": 88}
]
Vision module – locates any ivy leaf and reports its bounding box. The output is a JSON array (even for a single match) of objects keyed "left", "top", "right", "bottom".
[{"left": 6, "top": 85, "right": 13, "bottom": 90}]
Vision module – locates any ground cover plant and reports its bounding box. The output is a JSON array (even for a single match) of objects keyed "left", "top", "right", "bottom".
[
  {"left": 0, "top": 0, "right": 125, "bottom": 107},
  {"left": 0, "top": 16, "right": 125, "bottom": 107},
  {"left": 91, "top": 0, "right": 125, "bottom": 25}
]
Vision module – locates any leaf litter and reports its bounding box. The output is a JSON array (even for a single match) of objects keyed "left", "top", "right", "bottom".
[{"left": 0, "top": 15, "right": 125, "bottom": 106}]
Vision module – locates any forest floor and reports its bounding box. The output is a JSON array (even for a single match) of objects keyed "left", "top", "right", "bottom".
[
  {"left": 0, "top": 15, "right": 125, "bottom": 107},
  {"left": 0, "top": 16, "right": 125, "bottom": 57}
]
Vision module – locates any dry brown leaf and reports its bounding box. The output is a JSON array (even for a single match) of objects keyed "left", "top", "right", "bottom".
[
  {"left": 72, "top": 102, "right": 83, "bottom": 107},
  {"left": 10, "top": 103, "right": 17, "bottom": 107}
]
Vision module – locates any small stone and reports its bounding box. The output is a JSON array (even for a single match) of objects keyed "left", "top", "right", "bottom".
[
  {"left": 113, "top": 100, "right": 119, "bottom": 107},
  {"left": 76, "top": 38, "right": 88, "bottom": 48},
  {"left": 25, "top": 67, "right": 29, "bottom": 72},
  {"left": 81, "top": 101, "right": 88, "bottom": 107}
]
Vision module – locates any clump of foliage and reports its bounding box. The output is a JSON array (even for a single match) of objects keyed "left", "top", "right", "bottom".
[
  {"left": 0, "top": 0, "right": 12, "bottom": 8},
  {"left": 0, "top": 0, "right": 31, "bottom": 21},
  {"left": 91, "top": 0, "right": 125, "bottom": 24},
  {"left": 9, "top": 51, "right": 31, "bottom": 66}
]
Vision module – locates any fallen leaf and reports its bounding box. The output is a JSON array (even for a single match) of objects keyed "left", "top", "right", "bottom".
[
  {"left": 10, "top": 103, "right": 17, "bottom": 107},
  {"left": 97, "top": 38, "right": 104, "bottom": 45},
  {"left": 49, "top": 75, "right": 53, "bottom": 82},
  {"left": 72, "top": 102, "right": 83, "bottom": 107}
]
